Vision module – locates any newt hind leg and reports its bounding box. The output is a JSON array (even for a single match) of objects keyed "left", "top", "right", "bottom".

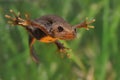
[{"left": 29, "top": 35, "right": 39, "bottom": 63}]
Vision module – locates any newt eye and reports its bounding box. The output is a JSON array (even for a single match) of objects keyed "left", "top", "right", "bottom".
[{"left": 58, "top": 26, "right": 64, "bottom": 32}]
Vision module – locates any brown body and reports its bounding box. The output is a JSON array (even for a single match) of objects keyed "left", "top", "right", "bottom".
[
  {"left": 28, "top": 15, "right": 76, "bottom": 41},
  {"left": 5, "top": 10, "right": 95, "bottom": 63}
]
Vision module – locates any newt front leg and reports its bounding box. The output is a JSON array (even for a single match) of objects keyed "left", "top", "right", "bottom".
[
  {"left": 73, "top": 18, "right": 95, "bottom": 30},
  {"left": 5, "top": 10, "right": 49, "bottom": 35},
  {"left": 5, "top": 10, "right": 30, "bottom": 26},
  {"left": 54, "top": 41, "right": 69, "bottom": 57}
]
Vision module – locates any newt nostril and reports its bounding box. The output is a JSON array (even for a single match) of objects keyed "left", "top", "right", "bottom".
[{"left": 74, "top": 28, "right": 76, "bottom": 32}]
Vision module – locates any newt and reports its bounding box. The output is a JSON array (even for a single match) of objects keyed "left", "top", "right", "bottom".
[{"left": 5, "top": 10, "right": 95, "bottom": 63}]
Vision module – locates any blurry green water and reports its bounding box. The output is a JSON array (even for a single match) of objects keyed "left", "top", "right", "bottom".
[{"left": 0, "top": 0, "right": 120, "bottom": 80}]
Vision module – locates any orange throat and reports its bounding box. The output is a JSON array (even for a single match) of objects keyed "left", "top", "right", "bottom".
[{"left": 39, "top": 36, "right": 58, "bottom": 43}]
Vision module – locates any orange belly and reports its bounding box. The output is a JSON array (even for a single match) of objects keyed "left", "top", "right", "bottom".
[{"left": 39, "top": 36, "right": 58, "bottom": 43}]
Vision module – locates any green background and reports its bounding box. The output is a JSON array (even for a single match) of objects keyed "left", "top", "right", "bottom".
[{"left": 0, "top": 0, "right": 120, "bottom": 80}]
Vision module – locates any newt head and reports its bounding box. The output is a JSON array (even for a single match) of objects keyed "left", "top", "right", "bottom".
[
  {"left": 48, "top": 18, "right": 76, "bottom": 40},
  {"left": 49, "top": 22, "right": 76, "bottom": 40}
]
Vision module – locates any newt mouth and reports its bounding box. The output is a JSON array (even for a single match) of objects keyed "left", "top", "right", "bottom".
[{"left": 60, "top": 33, "right": 76, "bottom": 40}]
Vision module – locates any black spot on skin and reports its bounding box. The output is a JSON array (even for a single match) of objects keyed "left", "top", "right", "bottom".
[
  {"left": 34, "top": 29, "right": 47, "bottom": 39},
  {"left": 45, "top": 20, "right": 53, "bottom": 27},
  {"left": 26, "top": 27, "right": 47, "bottom": 40}
]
